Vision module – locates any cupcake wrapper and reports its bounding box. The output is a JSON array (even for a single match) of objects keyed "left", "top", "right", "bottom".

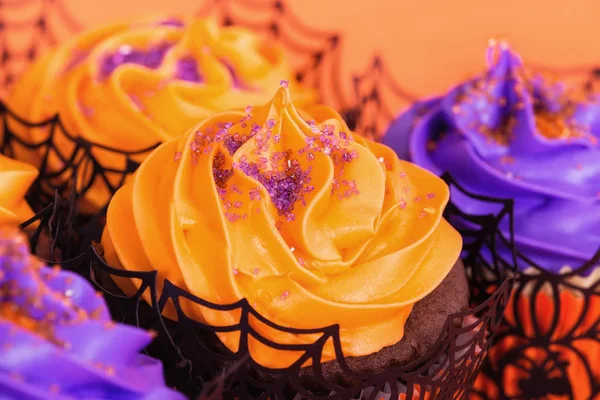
[
  {"left": 442, "top": 174, "right": 600, "bottom": 400},
  {"left": 292, "top": 316, "right": 483, "bottom": 400}
]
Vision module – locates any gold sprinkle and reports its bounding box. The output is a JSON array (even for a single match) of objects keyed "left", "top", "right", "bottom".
[
  {"left": 92, "top": 307, "right": 105, "bottom": 320},
  {"left": 103, "top": 321, "right": 116, "bottom": 330},
  {"left": 9, "top": 372, "right": 23, "bottom": 381},
  {"left": 500, "top": 156, "right": 515, "bottom": 164},
  {"left": 423, "top": 207, "right": 436, "bottom": 214}
]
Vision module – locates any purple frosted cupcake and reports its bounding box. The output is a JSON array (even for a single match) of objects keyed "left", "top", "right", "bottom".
[
  {"left": 383, "top": 42, "right": 600, "bottom": 400},
  {"left": 0, "top": 227, "right": 184, "bottom": 399},
  {"left": 383, "top": 42, "right": 600, "bottom": 272}
]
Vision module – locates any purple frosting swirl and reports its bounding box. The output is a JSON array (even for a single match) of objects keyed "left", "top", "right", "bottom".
[
  {"left": 0, "top": 228, "right": 184, "bottom": 399},
  {"left": 383, "top": 44, "right": 600, "bottom": 273}
]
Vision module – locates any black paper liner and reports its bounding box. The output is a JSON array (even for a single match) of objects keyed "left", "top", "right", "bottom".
[
  {"left": 440, "top": 175, "right": 600, "bottom": 400},
  {"left": 0, "top": 101, "right": 159, "bottom": 256},
  {"left": 13, "top": 168, "right": 513, "bottom": 400}
]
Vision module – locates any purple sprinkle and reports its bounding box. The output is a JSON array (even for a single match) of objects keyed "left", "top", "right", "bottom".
[
  {"left": 223, "top": 136, "right": 243, "bottom": 155},
  {"left": 213, "top": 152, "right": 233, "bottom": 188},
  {"left": 280, "top": 80, "right": 289, "bottom": 88},
  {"left": 238, "top": 156, "right": 312, "bottom": 216},
  {"left": 158, "top": 18, "right": 185, "bottom": 27},
  {"left": 99, "top": 43, "right": 172, "bottom": 80},
  {"left": 222, "top": 59, "right": 250, "bottom": 89},
  {"left": 175, "top": 57, "right": 204, "bottom": 83}
]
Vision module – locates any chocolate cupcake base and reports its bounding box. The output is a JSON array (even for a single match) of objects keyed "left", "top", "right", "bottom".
[{"left": 303, "top": 259, "right": 469, "bottom": 386}]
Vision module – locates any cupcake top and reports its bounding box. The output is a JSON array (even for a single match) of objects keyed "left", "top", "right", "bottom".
[
  {"left": 383, "top": 42, "right": 600, "bottom": 273},
  {"left": 0, "top": 227, "right": 184, "bottom": 399},
  {"left": 10, "top": 16, "right": 315, "bottom": 151},
  {"left": 9, "top": 16, "right": 315, "bottom": 210},
  {"left": 102, "top": 86, "right": 462, "bottom": 368},
  {"left": 0, "top": 154, "right": 37, "bottom": 225}
]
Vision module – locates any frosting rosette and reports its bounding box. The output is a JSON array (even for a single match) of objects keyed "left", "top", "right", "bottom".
[
  {"left": 383, "top": 42, "right": 600, "bottom": 274},
  {"left": 101, "top": 86, "right": 462, "bottom": 368},
  {"left": 0, "top": 226, "right": 184, "bottom": 399},
  {"left": 0, "top": 154, "right": 37, "bottom": 225},
  {"left": 7, "top": 16, "right": 315, "bottom": 210}
]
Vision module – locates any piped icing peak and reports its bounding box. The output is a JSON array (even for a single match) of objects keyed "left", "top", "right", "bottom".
[
  {"left": 454, "top": 42, "right": 598, "bottom": 155},
  {"left": 0, "top": 227, "right": 184, "bottom": 399},
  {"left": 9, "top": 16, "right": 316, "bottom": 210},
  {"left": 102, "top": 87, "right": 462, "bottom": 368},
  {"left": 383, "top": 43, "right": 600, "bottom": 272},
  {"left": 0, "top": 154, "right": 37, "bottom": 225}
]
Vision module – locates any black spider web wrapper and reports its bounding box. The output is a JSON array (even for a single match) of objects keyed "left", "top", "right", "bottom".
[
  {"left": 440, "top": 175, "right": 600, "bottom": 400},
  {"left": 13, "top": 168, "right": 512, "bottom": 400},
  {"left": 0, "top": 101, "right": 159, "bottom": 255}
]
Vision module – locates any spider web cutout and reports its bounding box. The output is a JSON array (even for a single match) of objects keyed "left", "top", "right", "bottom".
[
  {"left": 17, "top": 165, "right": 514, "bottom": 400},
  {"left": 442, "top": 174, "right": 600, "bottom": 400},
  {"left": 0, "top": 101, "right": 159, "bottom": 252},
  {"left": 0, "top": 0, "right": 80, "bottom": 96},
  {"left": 194, "top": 0, "right": 418, "bottom": 140}
]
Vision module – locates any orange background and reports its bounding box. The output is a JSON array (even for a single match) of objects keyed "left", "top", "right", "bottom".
[{"left": 2, "top": 0, "right": 600, "bottom": 136}]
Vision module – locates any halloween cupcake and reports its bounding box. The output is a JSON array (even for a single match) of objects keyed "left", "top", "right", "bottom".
[
  {"left": 0, "top": 153, "right": 37, "bottom": 225},
  {"left": 101, "top": 85, "right": 468, "bottom": 384},
  {"left": 383, "top": 42, "right": 600, "bottom": 399},
  {"left": 0, "top": 226, "right": 184, "bottom": 399},
  {"left": 8, "top": 16, "right": 316, "bottom": 210}
]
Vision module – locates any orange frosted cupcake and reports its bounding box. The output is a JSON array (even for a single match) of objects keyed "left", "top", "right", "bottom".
[
  {"left": 0, "top": 153, "right": 37, "bottom": 225},
  {"left": 101, "top": 86, "right": 467, "bottom": 381},
  {"left": 8, "top": 16, "right": 315, "bottom": 210}
]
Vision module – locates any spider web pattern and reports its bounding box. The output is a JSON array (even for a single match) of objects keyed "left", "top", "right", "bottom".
[
  {"left": 194, "top": 0, "right": 418, "bottom": 140},
  {"left": 16, "top": 163, "right": 513, "bottom": 399},
  {"left": 443, "top": 175, "right": 600, "bottom": 400},
  {"left": 0, "top": 101, "right": 159, "bottom": 252},
  {"left": 0, "top": 0, "right": 80, "bottom": 96}
]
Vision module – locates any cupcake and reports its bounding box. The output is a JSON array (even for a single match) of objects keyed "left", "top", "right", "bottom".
[
  {"left": 0, "top": 153, "right": 37, "bottom": 225},
  {"left": 101, "top": 85, "right": 468, "bottom": 384},
  {"left": 0, "top": 226, "right": 184, "bottom": 399},
  {"left": 383, "top": 42, "right": 600, "bottom": 399},
  {"left": 7, "top": 16, "right": 316, "bottom": 211}
]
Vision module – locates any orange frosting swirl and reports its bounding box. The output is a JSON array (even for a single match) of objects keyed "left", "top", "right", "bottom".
[
  {"left": 101, "top": 87, "right": 462, "bottom": 368},
  {"left": 8, "top": 16, "right": 315, "bottom": 209},
  {"left": 0, "top": 154, "right": 37, "bottom": 225}
]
